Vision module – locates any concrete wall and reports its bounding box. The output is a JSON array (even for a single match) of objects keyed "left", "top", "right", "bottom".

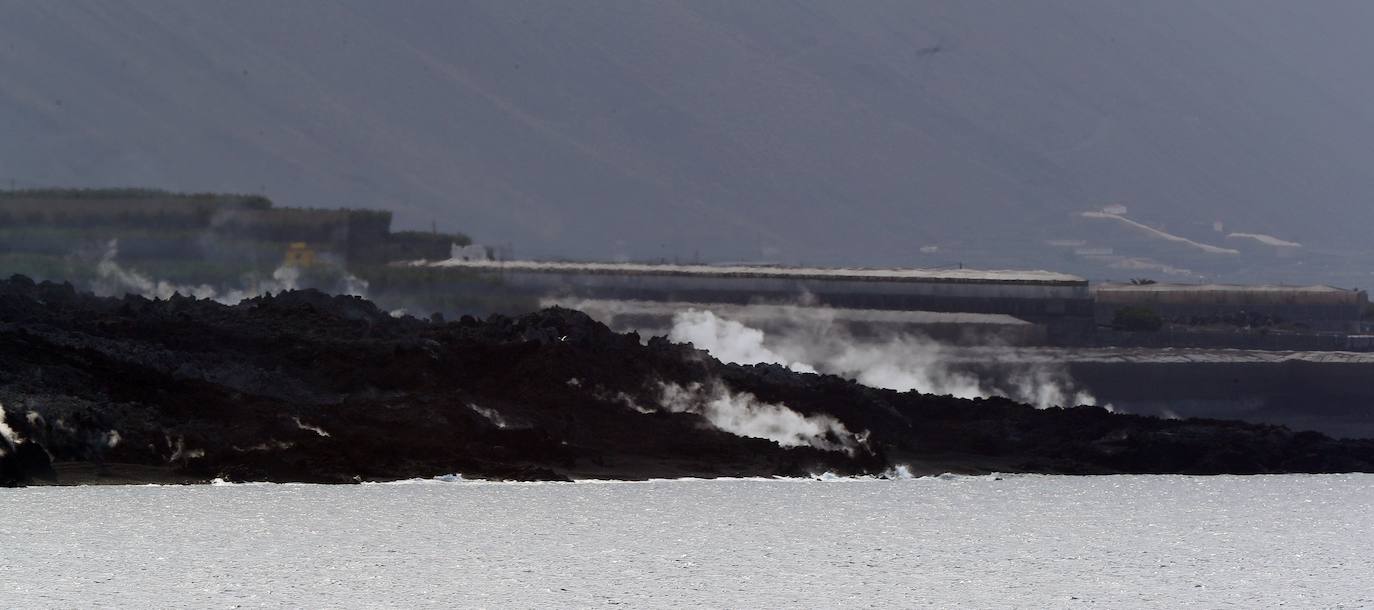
[
  {"left": 495, "top": 269, "right": 1085, "bottom": 304},
  {"left": 1095, "top": 285, "right": 1368, "bottom": 332},
  {"left": 558, "top": 299, "right": 1051, "bottom": 346},
  {"left": 1096, "top": 286, "right": 1365, "bottom": 307},
  {"left": 463, "top": 268, "right": 1096, "bottom": 343},
  {"left": 1095, "top": 329, "right": 1374, "bottom": 351}
]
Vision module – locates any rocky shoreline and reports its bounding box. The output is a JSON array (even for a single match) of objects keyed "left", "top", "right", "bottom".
[{"left": 2, "top": 275, "right": 1372, "bottom": 486}]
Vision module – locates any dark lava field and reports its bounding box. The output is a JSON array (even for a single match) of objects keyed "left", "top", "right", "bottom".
[{"left": 3, "top": 276, "right": 1373, "bottom": 486}]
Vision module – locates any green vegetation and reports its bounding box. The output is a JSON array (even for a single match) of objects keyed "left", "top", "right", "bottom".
[{"left": 1112, "top": 306, "right": 1164, "bottom": 332}]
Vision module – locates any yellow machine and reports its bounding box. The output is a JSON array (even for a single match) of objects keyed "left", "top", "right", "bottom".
[{"left": 283, "top": 242, "right": 316, "bottom": 267}]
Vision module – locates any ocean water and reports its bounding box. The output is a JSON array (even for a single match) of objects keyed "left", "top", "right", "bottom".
[{"left": 1, "top": 475, "right": 1371, "bottom": 608}]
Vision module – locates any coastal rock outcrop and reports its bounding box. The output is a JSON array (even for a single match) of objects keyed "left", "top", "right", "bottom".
[{"left": 1, "top": 275, "right": 1371, "bottom": 485}]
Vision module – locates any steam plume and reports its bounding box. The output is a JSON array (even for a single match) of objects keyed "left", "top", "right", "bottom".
[
  {"left": 669, "top": 308, "right": 1101, "bottom": 409},
  {"left": 0, "top": 401, "right": 21, "bottom": 449},
  {"left": 468, "top": 403, "right": 510, "bottom": 429},
  {"left": 657, "top": 381, "right": 866, "bottom": 454},
  {"left": 93, "top": 240, "right": 368, "bottom": 304},
  {"left": 293, "top": 417, "right": 331, "bottom": 437},
  {"left": 668, "top": 310, "right": 815, "bottom": 373}
]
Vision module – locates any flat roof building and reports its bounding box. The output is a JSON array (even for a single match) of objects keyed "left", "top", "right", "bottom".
[
  {"left": 418, "top": 259, "right": 1096, "bottom": 343},
  {"left": 1094, "top": 283, "right": 1369, "bottom": 332}
]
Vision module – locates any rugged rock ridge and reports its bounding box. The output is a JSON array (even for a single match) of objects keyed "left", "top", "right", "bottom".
[{"left": 1, "top": 275, "right": 1372, "bottom": 485}]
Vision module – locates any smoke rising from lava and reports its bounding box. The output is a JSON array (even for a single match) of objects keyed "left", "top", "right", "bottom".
[{"left": 668, "top": 308, "right": 1100, "bottom": 409}]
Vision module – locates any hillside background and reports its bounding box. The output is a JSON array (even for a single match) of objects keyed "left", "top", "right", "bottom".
[{"left": 3, "top": 1, "right": 1373, "bottom": 284}]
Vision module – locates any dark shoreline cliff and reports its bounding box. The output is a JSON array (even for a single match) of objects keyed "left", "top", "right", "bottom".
[{"left": 2, "top": 275, "right": 1372, "bottom": 487}]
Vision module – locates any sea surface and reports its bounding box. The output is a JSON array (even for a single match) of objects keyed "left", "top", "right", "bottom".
[{"left": 2, "top": 475, "right": 1371, "bottom": 608}]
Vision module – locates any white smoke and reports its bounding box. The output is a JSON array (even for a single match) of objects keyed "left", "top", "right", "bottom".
[
  {"left": 608, "top": 390, "right": 654, "bottom": 414},
  {"left": 232, "top": 440, "right": 295, "bottom": 452},
  {"left": 95, "top": 241, "right": 221, "bottom": 301},
  {"left": 337, "top": 271, "right": 370, "bottom": 299},
  {"left": 166, "top": 435, "right": 187, "bottom": 462},
  {"left": 468, "top": 403, "right": 510, "bottom": 429},
  {"left": 668, "top": 308, "right": 1102, "bottom": 409},
  {"left": 165, "top": 433, "right": 206, "bottom": 462},
  {"left": 821, "top": 333, "right": 989, "bottom": 400},
  {"left": 668, "top": 310, "right": 816, "bottom": 373},
  {"left": 293, "top": 417, "right": 331, "bottom": 437},
  {"left": 657, "top": 381, "right": 867, "bottom": 454},
  {"left": 93, "top": 240, "right": 368, "bottom": 304},
  {"left": 0, "top": 401, "right": 21, "bottom": 448}
]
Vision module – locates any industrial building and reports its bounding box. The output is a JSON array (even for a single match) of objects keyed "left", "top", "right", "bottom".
[
  {"left": 547, "top": 298, "right": 1049, "bottom": 345},
  {"left": 0, "top": 188, "right": 463, "bottom": 269},
  {"left": 422, "top": 259, "right": 1096, "bottom": 343},
  {"left": 1094, "top": 283, "right": 1370, "bottom": 333}
]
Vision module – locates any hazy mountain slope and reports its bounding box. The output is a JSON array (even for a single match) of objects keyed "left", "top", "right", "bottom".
[{"left": 2, "top": 1, "right": 1372, "bottom": 275}]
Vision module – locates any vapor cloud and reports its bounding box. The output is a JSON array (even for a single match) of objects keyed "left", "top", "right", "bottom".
[
  {"left": 668, "top": 309, "right": 816, "bottom": 374},
  {"left": 657, "top": 381, "right": 866, "bottom": 454},
  {"left": 0, "top": 401, "right": 21, "bottom": 452},
  {"left": 293, "top": 417, "right": 331, "bottom": 438},
  {"left": 93, "top": 240, "right": 368, "bottom": 304},
  {"left": 669, "top": 308, "right": 1101, "bottom": 409},
  {"left": 468, "top": 403, "right": 511, "bottom": 429}
]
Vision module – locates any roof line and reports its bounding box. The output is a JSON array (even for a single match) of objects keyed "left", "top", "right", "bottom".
[{"left": 417, "top": 259, "right": 1088, "bottom": 285}]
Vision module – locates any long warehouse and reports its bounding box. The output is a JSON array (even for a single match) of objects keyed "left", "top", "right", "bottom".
[{"left": 420, "top": 259, "right": 1096, "bottom": 343}]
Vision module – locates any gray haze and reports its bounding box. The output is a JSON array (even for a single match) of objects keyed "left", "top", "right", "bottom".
[{"left": 4, "top": 1, "right": 1374, "bottom": 281}]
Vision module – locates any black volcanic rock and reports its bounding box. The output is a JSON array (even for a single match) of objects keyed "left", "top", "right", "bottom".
[
  {"left": 0, "top": 274, "right": 1372, "bottom": 485},
  {"left": 0, "top": 428, "right": 56, "bottom": 486}
]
